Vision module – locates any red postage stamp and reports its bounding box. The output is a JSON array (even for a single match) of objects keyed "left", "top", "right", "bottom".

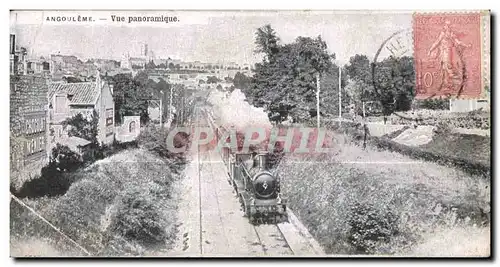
[{"left": 413, "top": 13, "right": 482, "bottom": 99}]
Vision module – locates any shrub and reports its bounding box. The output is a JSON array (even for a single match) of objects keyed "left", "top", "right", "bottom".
[
  {"left": 50, "top": 144, "right": 84, "bottom": 172},
  {"left": 48, "top": 179, "right": 115, "bottom": 253},
  {"left": 347, "top": 202, "right": 399, "bottom": 254},
  {"left": 14, "top": 163, "right": 67, "bottom": 198},
  {"left": 107, "top": 185, "right": 169, "bottom": 247},
  {"left": 136, "top": 125, "right": 189, "bottom": 173}
]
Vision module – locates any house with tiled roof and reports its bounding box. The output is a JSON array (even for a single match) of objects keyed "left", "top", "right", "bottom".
[{"left": 48, "top": 74, "right": 115, "bottom": 146}]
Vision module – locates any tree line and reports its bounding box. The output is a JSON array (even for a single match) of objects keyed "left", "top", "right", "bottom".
[{"left": 236, "top": 24, "right": 450, "bottom": 124}]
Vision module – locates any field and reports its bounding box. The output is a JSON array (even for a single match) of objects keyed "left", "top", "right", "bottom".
[{"left": 278, "top": 134, "right": 490, "bottom": 256}]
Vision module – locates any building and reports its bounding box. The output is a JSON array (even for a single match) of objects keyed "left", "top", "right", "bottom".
[
  {"left": 10, "top": 34, "right": 51, "bottom": 77},
  {"left": 92, "top": 58, "right": 120, "bottom": 72},
  {"left": 48, "top": 74, "right": 115, "bottom": 146},
  {"left": 50, "top": 54, "right": 97, "bottom": 81},
  {"left": 129, "top": 57, "right": 147, "bottom": 69},
  {"left": 10, "top": 75, "right": 50, "bottom": 187},
  {"left": 51, "top": 54, "right": 80, "bottom": 71},
  {"left": 450, "top": 98, "right": 490, "bottom": 113},
  {"left": 115, "top": 116, "right": 141, "bottom": 143},
  {"left": 10, "top": 34, "right": 27, "bottom": 75},
  {"left": 121, "top": 53, "right": 131, "bottom": 69},
  {"left": 10, "top": 32, "right": 50, "bottom": 187}
]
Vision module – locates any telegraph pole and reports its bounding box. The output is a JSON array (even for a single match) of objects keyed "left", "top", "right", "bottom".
[
  {"left": 362, "top": 101, "right": 366, "bottom": 118},
  {"left": 338, "top": 65, "right": 342, "bottom": 120},
  {"left": 316, "top": 72, "right": 320, "bottom": 129},
  {"left": 168, "top": 85, "right": 174, "bottom": 127},
  {"left": 160, "top": 91, "right": 164, "bottom": 128}
]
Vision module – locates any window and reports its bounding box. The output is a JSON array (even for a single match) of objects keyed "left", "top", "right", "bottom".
[
  {"left": 106, "top": 108, "right": 114, "bottom": 126},
  {"left": 29, "top": 139, "right": 35, "bottom": 154},
  {"left": 55, "top": 95, "right": 66, "bottom": 113},
  {"left": 106, "top": 125, "right": 114, "bottom": 136},
  {"left": 129, "top": 121, "right": 136, "bottom": 133},
  {"left": 39, "top": 136, "right": 44, "bottom": 152}
]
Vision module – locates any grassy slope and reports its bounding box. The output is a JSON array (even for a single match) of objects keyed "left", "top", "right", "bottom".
[
  {"left": 420, "top": 132, "right": 491, "bottom": 167},
  {"left": 279, "top": 140, "right": 490, "bottom": 255},
  {"left": 10, "top": 149, "right": 183, "bottom": 257}
]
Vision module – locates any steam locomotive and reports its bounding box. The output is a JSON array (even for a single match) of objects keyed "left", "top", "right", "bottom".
[
  {"left": 212, "top": 127, "right": 287, "bottom": 224},
  {"left": 225, "top": 150, "right": 287, "bottom": 223}
]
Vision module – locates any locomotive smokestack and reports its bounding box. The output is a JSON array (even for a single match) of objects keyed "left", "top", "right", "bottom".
[{"left": 258, "top": 153, "right": 267, "bottom": 169}]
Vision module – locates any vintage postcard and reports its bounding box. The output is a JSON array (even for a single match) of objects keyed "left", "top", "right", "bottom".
[{"left": 9, "top": 10, "right": 491, "bottom": 258}]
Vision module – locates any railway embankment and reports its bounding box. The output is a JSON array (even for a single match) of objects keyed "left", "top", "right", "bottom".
[
  {"left": 277, "top": 120, "right": 490, "bottom": 256},
  {"left": 10, "top": 125, "right": 189, "bottom": 257}
]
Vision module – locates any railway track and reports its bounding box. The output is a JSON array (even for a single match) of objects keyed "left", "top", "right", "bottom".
[{"left": 187, "top": 106, "right": 323, "bottom": 257}]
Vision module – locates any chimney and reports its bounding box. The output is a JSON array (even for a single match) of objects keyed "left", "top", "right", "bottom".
[{"left": 258, "top": 153, "right": 267, "bottom": 170}]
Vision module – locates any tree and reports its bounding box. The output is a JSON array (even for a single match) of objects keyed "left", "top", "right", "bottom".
[
  {"left": 417, "top": 98, "right": 450, "bottom": 110},
  {"left": 233, "top": 72, "right": 251, "bottom": 90},
  {"left": 373, "top": 56, "right": 415, "bottom": 113},
  {"left": 62, "top": 110, "right": 99, "bottom": 144},
  {"left": 206, "top": 76, "right": 221, "bottom": 84},
  {"left": 111, "top": 72, "right": 157, "bottom": 125},
  {"left": 345, "top": 54, "right": 371, "bottom": 85},
  {"left": 168, "top": 62, "right": 175, "bottom": 70},
  {"left": 254, "top": 24, "right": 281, "bottom": 60},
  {"left": 216, "top": 84, "right": 223, "bottom": 90},
  {"left": 63, "top": 76, "right": 84, "bottom": 83},
  {"left": 50, "top": 143, "right": 84, "bottom": 172},
  {"left": 247, "top": 25, "right": 336, "bottom": 123},
  {"left": 344, "top": 54, "right": 415, "bottom": 116},
  {"left": 343, "top": 54, "right": 378, "bottom": 110}
]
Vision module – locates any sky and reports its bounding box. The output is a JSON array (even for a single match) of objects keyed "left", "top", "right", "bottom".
[{"left": 10, "top": 10, "right": 413, "bottom": 65}]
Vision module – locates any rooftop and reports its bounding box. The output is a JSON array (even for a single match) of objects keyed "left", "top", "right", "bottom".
[{"left": 49, "top": 82, "right": 99, "bottom": 105}]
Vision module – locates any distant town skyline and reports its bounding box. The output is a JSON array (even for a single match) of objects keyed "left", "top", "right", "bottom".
[{"left": 11, "top": 10, "right": 412, "bottom": 65}]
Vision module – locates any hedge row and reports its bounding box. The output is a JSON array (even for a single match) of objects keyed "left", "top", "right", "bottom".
[
  {"left": 369, "top": 136, "right": 490, "bottom": 178},
  {"left": 319, "top": 120, "right": 490, "bottom": 178},
  {"left": 364, "top": 110, "right": 490, "bottom": 130}
]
